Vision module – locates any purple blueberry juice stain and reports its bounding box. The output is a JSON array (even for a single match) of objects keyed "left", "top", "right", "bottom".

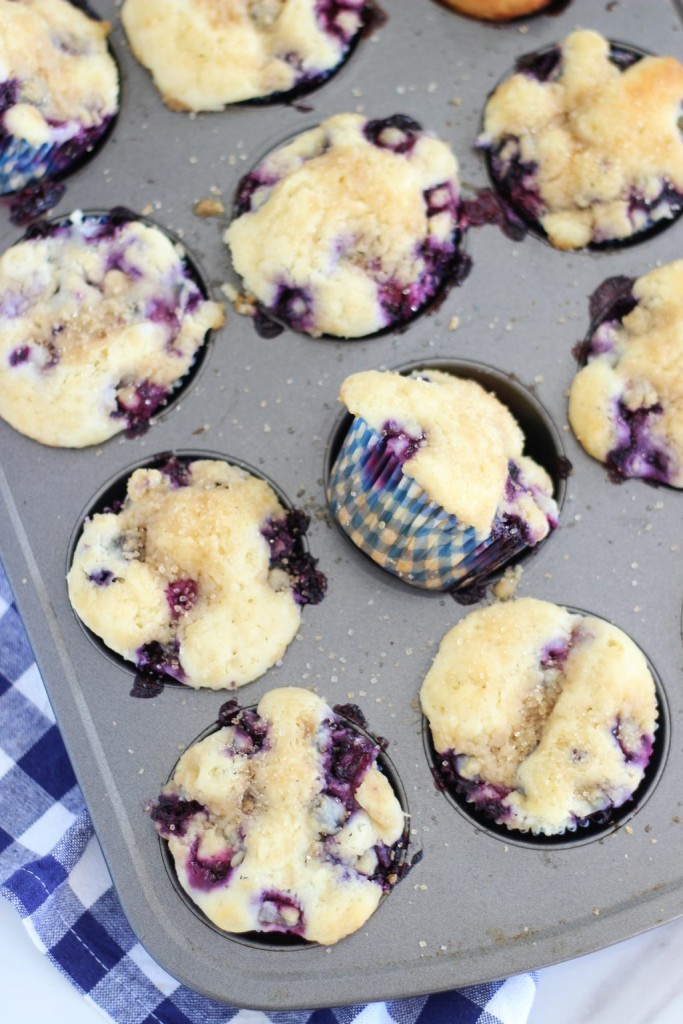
[
  {"left": 112, "top": 379, "right": 170, "bottom": 436},
  {"left": 136, "top": 638, "right": 185, "bottom": 682},
  {"left": 0, "top": 292, "right": 29, "bottom": 318},
  {"left": 607, "top": 401, "right": 671, "bottom": 484},
  {"left": 382, "top": 420, "right": 425, "bottom": 463},
  {"left": 258, "top": 891, "right": 305, "bottom": 934},
  {"left": 146, "top": 297, "right": 181, "bottom": 332},
  {"left": 9, "top": 179, "right": 66, "bottom": 225},
  {"left": 333, "top": 702, "right": 368, "bottom": 730},
  {"left": 363, "top": 114, "right": 422, "bottom": 155},
  {"left": 130, "top": 672, "right": 165, "bottom": 698},
  {"left": 626, "top": 183, "right": 683, "bottom": 240},
  {"left": 88, "top": 568, "right": 115, "bottom": 586},
  {"left": 377, "top": 278, "right": 419, "bottom": 322},
  {"left": 540, "top": 638, "right": 570, "bottom": 671},
  {"left": 315, "top": 0, "right": 365, "bottom": 43},
  {"left": 166, "top": 578, "right": 198, "bottom": 620},
  {"left": 233, "top": 170, "right": 279, "bottom": 216},
  {"left": 8, "top": 345, "right": 29, "bottom": 366},
  {"left": 158, "top": 455, "right": 192, "bottom": 488},
  {"left": 461, "top": 187, "right": 528, "bottom": 242},
  {"left": 0, "top": 78, "right": 18, "bottom": 118},
  {"left": 359, "top": 422, "right": 425, "bottom": 490},
  {"left": 105, "top": 248, "right": 143, "bottom": 279},
  {"left": 262, "top": 508, "right": 309, "bottom": 560},
  {"left": 217, "top": 701, "right": 270, "bottom": 752},
  {"left": 150, "top": 793, "right": 205, "bottom": 837},
  {"left": 270, "top": 284, "right": 314, "bottom": 333},
  {"left": 515, "top": 46, "right": 561, "bottom": 82},
  {"left": 436, "top": 751, "right": 513, "bottom": 822},
  {"left": 588, "top": 275, "right": 636, "bottom": 330},
  {"left": 376, "top": 239, "right": 460, "bottom": 325},
  {"left": 261, "top": 509, "right": 327, "bottom": 606},
  {"left": 611, "top": 718, "right": 654, "bottom": 768},
  {"left": 321, "top": 719, "right": 377, "bottom": 811},
  {"left": 186, "top": 836, "right": 234, "bottom": 890},
  {"left": 488, "top": 144, "right": 544, "bottom": 226}
]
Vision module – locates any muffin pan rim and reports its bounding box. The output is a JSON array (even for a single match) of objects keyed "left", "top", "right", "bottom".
[{"left": 2, "top": 0, "right": 683, "bottom": 1009}]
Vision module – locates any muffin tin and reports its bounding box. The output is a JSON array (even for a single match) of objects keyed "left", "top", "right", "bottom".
[{"left": 1, "top": 0, "right": 683, "bottom": 1010}]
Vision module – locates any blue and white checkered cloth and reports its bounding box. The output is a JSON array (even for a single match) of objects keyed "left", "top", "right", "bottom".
[{"left": 0, "top": 560, "right": 536, "bottom": 1024}]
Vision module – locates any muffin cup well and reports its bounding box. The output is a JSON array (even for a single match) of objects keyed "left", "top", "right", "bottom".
[
  {"left": 66, "top": 450, "right": 326, "bottom": 694},
  {"left": 482, "top": 40, "right": 683, "bottom": 251},
  {"left": 421, "top": 606, "right": 669, "bottom": 849},
  {"left": 328, "top": 415, "right": 522, "bottom": 591},
  {"left": 153, "top": 697, "right": 411, "bottom": 948},
  {"left": 325, "top": 359, "right": 567, "bottom": 596}
]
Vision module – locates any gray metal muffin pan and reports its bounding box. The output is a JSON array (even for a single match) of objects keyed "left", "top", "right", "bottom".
[{"left": 1, "top": 0, "right": 683, "bottom": 1009}]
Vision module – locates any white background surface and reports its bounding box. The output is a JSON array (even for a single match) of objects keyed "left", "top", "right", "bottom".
[{"left": 4, "top": 894, "right": 683, "bottom": 1024}]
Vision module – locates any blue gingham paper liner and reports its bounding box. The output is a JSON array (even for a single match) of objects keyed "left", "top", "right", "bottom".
[
  {"left": 0, "top": 560, "right": 536, "bottom": 1024},
  {"left": 328, "top": 417, "right": 525, "bottom": 591},
  {"left": 0, "top": 135, "right": 54, "bottom": 194}
]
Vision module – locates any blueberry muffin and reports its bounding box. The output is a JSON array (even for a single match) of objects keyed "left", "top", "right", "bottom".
[
  {"left": 569, "top": 263, "right": 683, "bottom": 486},
  {"left": 67, "top": 458, "right": 327, "bottom": 689},
  {"left": 225, "top": 112, "right": 462, "bottom": 338},
  {"left": 0, "top": 209, "right": 224, "bottom": 447},
  {"left": 479, "top": 29, "right": 683, "bottom": 249},
  {"left": 121, "top": 0, "right": 367, "bottom": 109},
  {"left": 421, "top": 598, "right": 659, "bottom": 835},
  {"left": 150, "top": 687, "right": 407, "bottom": 944},
  {"left": 442, "top": 0, "right": 554, "bottom": 21},
  {"left": 0, "top": 0, "right": 119, "bottom": 194},
  {"left": 327, "top": 368, "right": 558, "bottom": 591}
]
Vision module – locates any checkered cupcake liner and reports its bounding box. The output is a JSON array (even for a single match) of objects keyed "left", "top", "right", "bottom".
[
  {"left": 0, "top": 118, "right": 114, "bottom": 195},
  {"left": 327, "top": 417, "right": 532, "bottom": 591},
  {"left": 0, "top": 135, "right": 59, "bottom": 194}
]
